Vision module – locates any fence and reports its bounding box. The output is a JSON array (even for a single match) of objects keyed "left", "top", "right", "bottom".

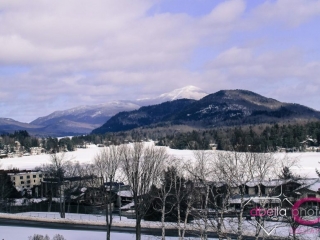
[
  {"left": 14, "top": 212, "right": 107, "bottom": 222},
  {"left": 0, "top": 201, "right": 108, "bottom": 216}
]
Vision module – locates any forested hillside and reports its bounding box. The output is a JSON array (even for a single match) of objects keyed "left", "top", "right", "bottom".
[
  {"left": 157, "top": 121, "right": 320, "bottom": 152},
  {"left": 92, "top": 89, "right": 320, "bottom": 134}
]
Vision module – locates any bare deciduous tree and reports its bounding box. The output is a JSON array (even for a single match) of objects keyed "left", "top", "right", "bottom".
[
  {"left": 94, "top": 145, "right": 122, "bottom": 240},
  {"left": 213, "top": 151, "right": 255, "bottom": 240},
  {"left": 121, "top": 142, "right": 167, "bottom": 240},
  {"left": 186, "top": 150, "right": 217, "bottom": 240},
  {"left": 41, "top": 153, "right": 72, "bottom": 216},
  {"left": 150, "top": 163, "right": 178, "bottom": 240},
  {"left": 0, "top": 162, "right": 8, "bottom": 199},
  {"left": 211, "top": 151, "right": 298, "bottom": 240},
  {"left": 172, "top": 161, "right": 192, "bottom": 240}
]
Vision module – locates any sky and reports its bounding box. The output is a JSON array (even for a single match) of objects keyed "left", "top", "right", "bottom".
[{"left": 1, "top": 0, "right": 320, "bottom": 123}]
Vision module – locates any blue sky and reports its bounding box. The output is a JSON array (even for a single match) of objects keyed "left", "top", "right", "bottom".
[{"left": 0, "top": 0, "right": 320, "bottom": 122}]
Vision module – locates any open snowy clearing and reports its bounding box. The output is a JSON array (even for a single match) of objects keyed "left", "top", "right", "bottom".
[
  {"left": 0, "top": 225, "right": 212, "bottom": 240},
  {"left": 0, "top": 142, "right": 319, "bottom": 177}
]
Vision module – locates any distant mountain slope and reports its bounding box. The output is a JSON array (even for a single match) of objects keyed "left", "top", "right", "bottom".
[
  {"left": 28, "top": 101, "right": 140, "bottom": 136},
  {"left": 28, "top": 86, "right": 207, "bottom": 136},
  {"left": 92, "top": 99, "right": 196, "bottom": 134},
  {"left": 92, "top": 89, "right": 320, "bottom": 134},
  {"left": 0, "top": 86, "right": 208, "bottom": 136},
  {"left": 31, "top": 101, "right": 140, "bottom": 126},
  {"left": 0, "top": 118, "right": 41, "bottom": 135},
  {"left": 172, "top": 90, "right": 319, "bottom": 126}
]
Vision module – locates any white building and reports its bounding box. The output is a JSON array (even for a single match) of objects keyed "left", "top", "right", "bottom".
[{"left": 8, "top": 170, "right": 43, "bottom": 192}]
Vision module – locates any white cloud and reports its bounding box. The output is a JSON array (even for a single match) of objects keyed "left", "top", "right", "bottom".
[
  {"left": 206, "top": 45, "right": 320, "bottom": 108},
  {"left": 203, "top": 0, "right": 246, "bottom": 24},
  {"left": 0, "top": 0, "right": 320, "bottom": 122},
  {"left": 252, "top": 0, "right": 320, "bottom": 27}
]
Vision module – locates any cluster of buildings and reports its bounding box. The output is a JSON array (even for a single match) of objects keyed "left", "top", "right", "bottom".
[
  {"left": 191, "top": 177, "right": 320, "bottom": 217},
  {"left": 2, "top": 167, "right": 320, "bottom": 216},
  {"left": 0, "top": 140, "right": 45, "bottom": 159},
  {"left": 0, "top": 169, "right": 132, "bottom": 212}
]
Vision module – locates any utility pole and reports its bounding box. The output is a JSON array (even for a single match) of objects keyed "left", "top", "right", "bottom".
[
  {"left": 118, "top": 182, "right": 121, "bottom": 221},
  {"left": 60, "top": 181, "right": 65, "bottom": 218}
]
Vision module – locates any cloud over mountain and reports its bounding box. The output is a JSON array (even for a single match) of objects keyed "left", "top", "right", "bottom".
[{"left": 0, "top": 0, "right": 320, "bottom": 122}]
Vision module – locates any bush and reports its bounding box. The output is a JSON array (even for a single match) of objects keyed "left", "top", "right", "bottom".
[
  {"left": 28, "top": 234, "right": 66, "bottom": 240},
  {"left": 52, "top": 234, "right": 66, "bottom": 240},
  {"left": 28, "top": 234, "right": 50, "bottom": 240}
]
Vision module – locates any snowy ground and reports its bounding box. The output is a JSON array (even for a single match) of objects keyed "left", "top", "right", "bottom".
[
  {"left": 14, "top": 212, "right": 137, "bottom": 226},
  {"left": 0, "top": 142, "right": 319, "bottom": 177},
  {"left": 0, "top": 212, "right": 319, "bottom": 239},
  {"left": 0, "top": 225, "right": 215, "bottom": 240},
  {"left": 0, "top": 212, "right": 219, "bottom": 240},
  {"left": 1, "top": 144, "right": 320, "bottom": 238}
]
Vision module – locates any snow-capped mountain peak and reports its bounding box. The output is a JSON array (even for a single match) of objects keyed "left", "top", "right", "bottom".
[
  {"left": 30, "top": 101, "right": 140, "bottom": 127},
  {"left": 158, "top": 85, "right": 208, "bottom": 101},
  {"left": 137, "top": 85, "right": 208, "bottom": 105}
]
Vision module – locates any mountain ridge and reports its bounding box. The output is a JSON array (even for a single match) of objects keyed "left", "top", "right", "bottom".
[
  {"left": 136, "top": 85, "right": 208, "bottom": 105},
  {"left": 92, "top": 89, "right": 320, "bottom": 134},
  {"left": 0, "top": 86, "right": 208, "bottom": 136}
]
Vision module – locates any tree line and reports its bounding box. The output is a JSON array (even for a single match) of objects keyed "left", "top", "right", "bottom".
[
  {"left": 2, "top": 121, "right": 320, "bottom": 154},
  {"left": 214, "top": 121, "right": 320, "bottom": 152},
  {"left": 155, "top": 121, "right": 320, "bottom": 152},
  {"left": 0, "top": 131, "right": 85, "bottom": 153}
]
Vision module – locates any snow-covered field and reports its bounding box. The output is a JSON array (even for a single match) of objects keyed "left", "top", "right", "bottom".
[
  {"left": 0, "top": 143, "right": 319, "bottom": 177},
  {"left": 0, "top": 225, "right": 213, "bottom": 240},
  {"left": 280, "top": 151, "right": 320, "bottom": 178}
]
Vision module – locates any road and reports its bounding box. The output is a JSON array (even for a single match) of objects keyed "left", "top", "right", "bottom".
[{"left": 0, "top": 216, "right": 285, "bottom": 240}]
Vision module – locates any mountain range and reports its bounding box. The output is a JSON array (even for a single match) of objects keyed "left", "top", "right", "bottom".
[
  {"left": 92, "top": 89, "right": 320, "bottom": 134},
  {"left": 2, "top": 87, "right": 320, "bottom": 137},
  {"left": 0, "top": 86, "right": 208, "bottom": 136}
]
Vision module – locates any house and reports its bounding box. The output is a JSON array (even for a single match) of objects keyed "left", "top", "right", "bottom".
[
  {"left": 227, "top": 178, "right": 319, "bottom": 210},
  {"left": 13, "top": 141, "right": 23, "bottom": 154},
  {"left": 294, "top": 178, "right": 320, "bottom": 199},
  {"left": 300, "top": 137, "right": 319, "bottom": 152},
  {"left": 41, "top": 175, "right": 102, "bottom": 199},
  {"left": 67, "top": 186, "right": 105, "bottom": 206},
  {"left": 118, "top": 190, "right": 133, "bottom": 204},
  {"left": 30, "top": 147, "right": 45, "bottom": 155},
  {"left": 209, "top": 143, "right": 217, "bottom": 150}
]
